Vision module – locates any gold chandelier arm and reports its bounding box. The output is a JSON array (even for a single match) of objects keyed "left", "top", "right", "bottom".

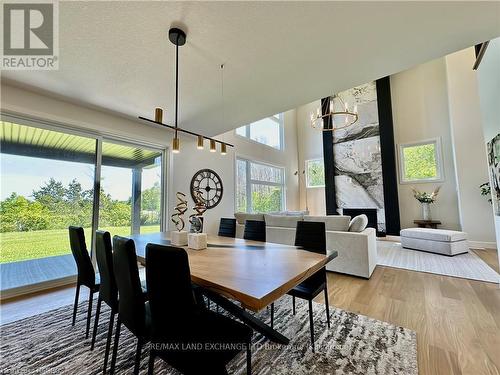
[{"left": 311, "top": 111, "right": 358, "bottom": 131}]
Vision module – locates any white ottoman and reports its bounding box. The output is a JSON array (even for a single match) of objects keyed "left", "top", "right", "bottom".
[{"left": 400, "top": 228, "right": 468, "bottom": 256}]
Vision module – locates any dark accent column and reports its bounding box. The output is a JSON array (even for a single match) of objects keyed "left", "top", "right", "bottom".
[
  {"left": 376, "top": 77, "right": 401, "bottom": 235},
  {"left": 321, "top": 97, "right": 338, "bottom": 215},
  {"left": 131, "top": 168, "right": 142, "bottom": 235}
]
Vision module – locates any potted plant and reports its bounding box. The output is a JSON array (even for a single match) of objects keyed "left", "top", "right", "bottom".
[
  {"left": 412, "top": 186, "right": 441, "bottom": 221},
  {"left": 480, "top": 182, "right": 492, "bottom": 204}
]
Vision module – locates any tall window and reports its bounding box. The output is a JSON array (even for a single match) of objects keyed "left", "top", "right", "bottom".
[
  {"left": 235, "top": 113, "right": 284, "bottom": 150},
  {"left": 236, "top": 158, "right": 285, "bottom": 213},
  {"left": 0, "top": 117, "right": 165, "bottom": 293}
]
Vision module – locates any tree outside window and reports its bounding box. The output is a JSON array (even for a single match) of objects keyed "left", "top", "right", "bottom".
[
  {"left": 236, "top": 158, "right": 285, "bottom": 213},
  {"left": 306, "top": 159, "right": 325, "bottom": 188},
  {"left": 399, "top": 138, "right": 443, "bottom": 183}
]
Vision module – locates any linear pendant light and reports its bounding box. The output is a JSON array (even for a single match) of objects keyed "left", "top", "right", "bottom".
[{"left": 139, "top": 27, "right": 233, "bottom": 154}]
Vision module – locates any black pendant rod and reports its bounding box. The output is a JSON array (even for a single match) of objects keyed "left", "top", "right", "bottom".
[
  {"left": 141, "top": 27, "right": 233, "bottom": 148},
  {"left": 174, "top": 35, "right": 179, "bottom": 138}
]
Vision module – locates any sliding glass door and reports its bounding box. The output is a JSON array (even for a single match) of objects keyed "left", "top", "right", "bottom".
[
  {"left": 0, "top": 116, "right": 165, "bottom": 294},
  {"left": 99, "top": 140, "right": 163, "bottom": 236}
]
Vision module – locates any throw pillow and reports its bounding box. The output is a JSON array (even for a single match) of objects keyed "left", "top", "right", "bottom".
[{"left": 348, "top": 214, "right": 368, "bottom": 232}]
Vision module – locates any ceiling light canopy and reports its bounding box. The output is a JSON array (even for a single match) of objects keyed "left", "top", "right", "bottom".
[{"left": 139, "top": 27, "right": 232, "bottom": 155}]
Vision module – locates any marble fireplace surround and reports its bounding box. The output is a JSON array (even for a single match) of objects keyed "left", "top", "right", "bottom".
[{"left": 322, "top": 78, "right": 401, "bottom": 235}]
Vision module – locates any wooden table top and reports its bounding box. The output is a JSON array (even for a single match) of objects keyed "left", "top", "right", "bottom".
[{"left": 129, "top": 232, "right": 337, "bottom": 311}]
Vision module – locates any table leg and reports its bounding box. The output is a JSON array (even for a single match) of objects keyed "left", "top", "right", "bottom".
[{"left": 199, "top": 288, "right": 290, "bottom": 345}]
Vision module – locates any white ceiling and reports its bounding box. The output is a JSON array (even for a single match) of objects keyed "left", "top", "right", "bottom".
[{"left": 2, "top": 1, "right": 499, "bottom": 136}]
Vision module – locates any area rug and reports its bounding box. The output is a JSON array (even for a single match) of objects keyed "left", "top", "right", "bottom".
[
  {"left": 378, "top": 241, "right": 499, "bottom": 283},
  {"left": 0, "top": 297, "right": 417, "bottom": 375}
]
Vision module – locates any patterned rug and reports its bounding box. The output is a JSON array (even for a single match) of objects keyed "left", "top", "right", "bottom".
[{"left": 0, "top": 297, "right": 417, "bottom": 374}]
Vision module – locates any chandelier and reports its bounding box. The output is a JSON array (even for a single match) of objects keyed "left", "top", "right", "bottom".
[
  {"left": 310, "top": 94, "right": 358, "bottom": 131},
  {"left": 139, "top": 27, "right": 232, "bottom": 155}
]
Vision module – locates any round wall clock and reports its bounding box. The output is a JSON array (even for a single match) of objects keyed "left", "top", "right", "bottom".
[{"left": 190, "top": 169, "right": 223, "bottom": 209}]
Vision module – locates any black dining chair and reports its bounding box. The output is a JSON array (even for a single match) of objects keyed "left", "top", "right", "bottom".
[
  {"left": 243, "top": 220, "right": 266, "bottom": 242},
  {"left": 90, "top": 230, "right": 118, "bottom": 373},
  {"left": 146, "top": 243, "right": 253, "bottom": 375},
  {"left": 270, "top": 221, "right": 330, "bottom": 352},
  {"left": 218, "top": 218, "right": 237, "bottom": 238},
  {"left": 68, "top": 226, "right": 100, "bottom": 339},
  {"left": 110, "top": 236, "right": 150, "bottom": 375}
]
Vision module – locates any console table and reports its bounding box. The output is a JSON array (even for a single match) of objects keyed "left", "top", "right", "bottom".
[{"left": 413, "top": 220, "right": 441, "bottom": 229}]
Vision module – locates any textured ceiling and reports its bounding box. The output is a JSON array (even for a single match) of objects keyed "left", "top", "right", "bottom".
[{"left": 2, "top": 1, "right": 499, "bottom": 136}]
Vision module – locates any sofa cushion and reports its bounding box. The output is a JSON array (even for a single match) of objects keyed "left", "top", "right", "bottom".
[
  {"left": 349, "top": 215, "right": 368, "bottom": 232},
  {"left": 400, "top": 228, "right": 467, "bottom": 242},
  {"left": 285, "top": 210, "right": 309, "bottom": 216},
  {"left": 234, "top": 212, "right": 265, "bottom": 225},
  {"left": 266, "top": 226, "right": 296, "bottom": 246},
  {"left": 304, "top": 215, "right": 350, "bottom": 232},
  {"left": 264, "top": 214, "right": 303, "bottom": 228}
]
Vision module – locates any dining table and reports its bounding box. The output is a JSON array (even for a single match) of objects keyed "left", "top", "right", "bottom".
[{"left": 128, "top": 232, "right": 338, "bottom": 345}]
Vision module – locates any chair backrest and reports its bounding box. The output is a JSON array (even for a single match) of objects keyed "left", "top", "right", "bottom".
[
  {"left": 294, "top": 221, "right": 326, "bottom": 254},
  {"left": 243, "top": 220, "right": 266, "bottom": 242},
  {"left": 218, "top": 218, "right": 237, "bottom": 238},
  {"left": 112, "top": 235, "right": 146, "bottom": 336},
  {"left": 68, "top": 226, "right": 95, "bottom": 288},
  {"left": 95, "top": 230, "right": 118, "bottom": 311},
  {"left": 146, "top": 244, "right": 196, "bottom": 332},
  {"left": 295, "top": 221, "right": 327, "bottom": 285}
]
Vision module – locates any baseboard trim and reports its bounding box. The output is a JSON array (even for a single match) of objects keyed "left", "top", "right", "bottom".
[
  {"left": 468, "top": 241, "right": 497, "bottom": 250},
  {"left": 0, "top": 275, "right": 76, "bottom": 301}
]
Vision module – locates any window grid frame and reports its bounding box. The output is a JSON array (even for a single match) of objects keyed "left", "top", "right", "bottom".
[
  {"left": 305, "top": 158, "right": 326, "bottom": 188},
  {"left": 235, "top": 113, "right": 284, "bottom": 151},
  {"left": 236, "top": 157, "right": 286, "bottom": 213},
  {"left": 397, "top": 137, "right": 444, "bottom": 184}
]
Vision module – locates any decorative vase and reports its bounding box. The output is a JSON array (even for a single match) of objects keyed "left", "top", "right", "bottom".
[{"left": 421, "top": 202, "right": 432, "bottom": 221}]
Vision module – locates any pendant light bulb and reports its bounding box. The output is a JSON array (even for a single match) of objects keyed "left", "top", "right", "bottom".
[
  {"left": 197, "top": 135, "right": 204, "bottom": 150},
  {"left": 221, "top": 143, "right": 227, "bottom": 155},
  {"left": 172, "top": 137, "right": 180, "bottom": 153},
  {"left": 210, "top": 139, "right": 216, "bottom": 152}
]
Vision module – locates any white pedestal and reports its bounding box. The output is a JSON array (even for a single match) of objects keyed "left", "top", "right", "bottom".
[
  {"left": 188, "top": 233, "right": 207, "bottom": 250},
  {"left": 171, "top": 231, "right": 188, "bottom": 246}
]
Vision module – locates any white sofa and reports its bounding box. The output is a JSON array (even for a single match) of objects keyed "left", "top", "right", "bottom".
[{"left": 234, "top": 212, "right": 378, "bottom": 279}]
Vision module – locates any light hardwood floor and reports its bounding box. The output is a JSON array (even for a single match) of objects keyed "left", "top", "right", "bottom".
[
  {"left": 315, "top": 249, "right": 500, "bottom": 375},
  {"left": 1, "top": 249, "right": 499, "bottom": 375}
]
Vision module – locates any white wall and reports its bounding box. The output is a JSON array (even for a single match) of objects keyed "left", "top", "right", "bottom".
[
  {"left": 476, "top": 37, "right": 500, "bottom": 255},
  {"left": 296, "top": 100, "right": 326, "bottom": 215},
  {"left": 391, "top": 58, "right": 462, "bottom": 231},
  {"left": 445, "top": 48, "right": 497, "bottom": 247}
]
